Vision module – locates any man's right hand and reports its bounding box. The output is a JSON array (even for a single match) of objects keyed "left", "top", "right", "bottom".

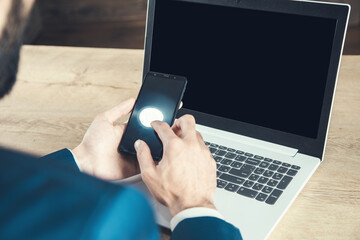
[{"left": 134, "top": 115, "right": 217, "bottom": 217}]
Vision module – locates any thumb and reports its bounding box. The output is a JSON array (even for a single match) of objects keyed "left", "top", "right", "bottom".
[{"left": 134, "top": 140, "right": 156, "bottom": 175}]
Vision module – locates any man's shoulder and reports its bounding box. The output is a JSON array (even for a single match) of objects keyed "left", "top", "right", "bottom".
[{"left": 0, "top": 146, "right": 159, "bottom": 239}]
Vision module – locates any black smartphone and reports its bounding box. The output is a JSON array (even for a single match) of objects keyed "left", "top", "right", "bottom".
[{"left": 119, "top": 72, "right": 187, "bottom": 160}]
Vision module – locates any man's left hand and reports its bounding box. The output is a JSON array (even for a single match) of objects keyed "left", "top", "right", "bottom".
[{"left": 72, "top": 98, "right": 139, "bottom": 180}]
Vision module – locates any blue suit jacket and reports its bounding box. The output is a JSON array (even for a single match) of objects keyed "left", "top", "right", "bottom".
[{"left": 0, "top": 147, "right": 242, "bottom": 239}]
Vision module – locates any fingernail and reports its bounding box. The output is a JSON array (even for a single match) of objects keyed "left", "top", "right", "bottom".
[{"left": 135, "top": 140, "right": 141, "bottom": 150}]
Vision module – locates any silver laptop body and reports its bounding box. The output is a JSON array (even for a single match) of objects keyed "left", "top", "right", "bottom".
[{"left": 123, "top": 0, "right": 350, "bottom": 239}]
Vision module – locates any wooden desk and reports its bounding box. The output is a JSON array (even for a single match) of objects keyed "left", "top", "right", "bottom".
[{"left": 0, "top": 46, "right": 359, "bottom": 239}]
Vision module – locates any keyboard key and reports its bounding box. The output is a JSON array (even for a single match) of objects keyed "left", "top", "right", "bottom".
[
  {"left": 241, "top": 164, "right": 256, "bottom": 172},
  {"left": 268, "top": 164, "right": 279, "bottom": 171},
  {"left": 219, "top": 145, "right": 227, "bottom": 150},
  {"left": 277, "top": 175, "right": 293, "bottom": 190},
  {"left": 254, "top": 155, "right": 264, "bottom": 160},
  {"left": 282, "top": 163, "right": 291, "bottom": 167},
  {"left": 244, "top": 153, "right": 254, "bottom": 157},
  {"left": 229, "top": 168, "right": 252, "bottom": 178},
  {"left": 252, "top": 183, "right": 264, "bottom": 191},
  {"left": 230, "top": 161, "right": 242, "bottom": 168},
  {"left": 210, "top": 143, "right": 219, "bottom": 147},
  {"left": 218, "top": 165, "right": 231, "bottom": 172},
  {"left": 256, "top": 193, "right": 268, "bottom": 202},
  {"left": 237, "top": 187, "right": 257, "bottom": 198},
  {"left": 245, "top": 158, "right": 261, "bottom": 166},
  {"left": 215, "top": 150, "right": 296, "bottom": 207},
  {"left": 278, "top": 167, "right": 288, "bottom": 173},
  {"left": 214, "top": 156, "right": 223, "bottom": 162},
  {"left": 209, "top": 147, "right": 217, "bottom": 153},
  {"left": 225, "top": 152, "right": 236, "bottom": 159},
  {"left": 287, "top": 169, "right": 298, "bottom": 176},
  {"left": 217, "top": 179, "right": 227, "bottom": 188},
  {"left": 215, "top": 150, "right": 227, "bottom": 156},
  {"left": 249, "top": 174, "right": 260, "bottom": 181},
  {"left": 236, "top": 150, "right": 244, "bottom": 154},
  {"left": 225, "top": 183, "right": 240, "bottom": 192},
  {"left": 265, "top": 189, "right": 283, "bottom": 205},
  {"left": 221, "top": 158, "right": 232, "bottom": 165},
  {"left": 243, "top": 180, "right": 255, "bottom": 188},
  {"left": 258, "top": 176, "right": 269, "bottom": 184},
  {"left": 254, "top": 167, "right": 265, "bottom": 175},
  {"left": 262, "top": 186, "right": 273, "bottom": 194},
  {"left": 259, "top": 162, "right": 270, "bottom": 168},
  {"left": 273, "top": 173, "right": 283, "bottom": 180},
  {"left": 228, "top": 148, "right": 236, "bottom": 153},
  {"left": 291, "top": 165, "right": 301, "bottom": 170},
  {"left": 220, "top": 173, "right": 246, "bottom": 185},
  {"left": 263, "top": 170, "right": 274, "bottom": 177},
  {"left": 234, "top": 155, "right": 246, "bottom": 162},
  {"left": 204, "top": 141, "right": 210, "bottom": 146},
  {"left": 267, "top": 179, "right": 278, "bottom": 187}
]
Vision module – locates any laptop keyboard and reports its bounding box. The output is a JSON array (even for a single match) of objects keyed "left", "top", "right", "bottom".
[{"left": 205, "top": 141, "right": 301, "bottom": 205}]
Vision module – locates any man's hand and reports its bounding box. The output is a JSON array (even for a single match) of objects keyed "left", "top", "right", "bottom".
[
  {"left": 135, "top": 115, "right": 217, "bottom": 216},
  {"left": 72, "top": 98, "right": 140, "bottom": 180}
]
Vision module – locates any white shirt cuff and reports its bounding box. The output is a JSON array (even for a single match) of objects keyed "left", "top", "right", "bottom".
[{"left": 170, "top": 207, "right": 224, "bottom": 231}]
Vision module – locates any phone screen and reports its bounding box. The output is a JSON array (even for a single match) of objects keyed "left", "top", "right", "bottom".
[{"left": 119, "top": 72, "right": 187, "bottom": 160}]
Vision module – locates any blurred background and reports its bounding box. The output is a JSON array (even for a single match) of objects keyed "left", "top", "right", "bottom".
[{"left": 24, "top": 0, "right": 360, "bottom": 54}]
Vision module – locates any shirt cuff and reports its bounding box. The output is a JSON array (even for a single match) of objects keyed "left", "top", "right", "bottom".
[
  {"left": 67, "top": 148, "right": 81, "bottom": 171},
  {"left": 170, "top": 207, "right": 224, "bottom": 231}
]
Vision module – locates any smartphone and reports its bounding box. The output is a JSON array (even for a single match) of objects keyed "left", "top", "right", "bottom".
[{"left": 119, "top": 72, "right": 187, "bottom": 160}]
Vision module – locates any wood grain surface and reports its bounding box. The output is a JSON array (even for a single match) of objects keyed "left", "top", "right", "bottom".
[{"left": 0, "top": 45, "right": 359, "bottom": 239}]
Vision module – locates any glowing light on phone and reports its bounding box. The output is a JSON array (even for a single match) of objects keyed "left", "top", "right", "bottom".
[{"left": 139, "top": 107, "right": 164, "bottom": 127}]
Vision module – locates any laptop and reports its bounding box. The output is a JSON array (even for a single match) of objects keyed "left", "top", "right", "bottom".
[{"left": 126, "top": 0, "right": 350, "bottom": 239}]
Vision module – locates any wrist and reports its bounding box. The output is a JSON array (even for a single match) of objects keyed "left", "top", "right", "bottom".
[
  {"left": 72, "top": 144, "right": 93, "bottom": 174},
  {"left": 168, "top": 198, "right": 216, "bottom": 217}
]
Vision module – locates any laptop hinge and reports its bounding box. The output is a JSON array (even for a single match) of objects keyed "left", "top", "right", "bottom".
[{"left": 196, "top": 123, "right": 299, "bottom": 157}]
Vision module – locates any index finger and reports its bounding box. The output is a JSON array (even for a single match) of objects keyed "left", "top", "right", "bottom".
[
  {"left": 151, "top": 121, "right": 178, "bottom": 144},
  {"left": 172, "top": 115, "right": 196, "bottom": 138},
  {"left": 105, "top": 98, "right": 135, "bottom": 122}
]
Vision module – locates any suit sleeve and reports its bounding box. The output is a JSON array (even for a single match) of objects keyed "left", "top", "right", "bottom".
[
  {"left": 0, "top": 148, "right": 160, "bottom": 240},
  {"left": 171, "top": 217, "right": 242, "bottom": 240},
  {"left": 40, "top": 148, "right": 79, "bottom": 171}
]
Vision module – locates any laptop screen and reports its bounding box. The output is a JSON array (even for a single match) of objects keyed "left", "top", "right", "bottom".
[{"left": 149, "top": 0, "right": 337, "bottom": 139}]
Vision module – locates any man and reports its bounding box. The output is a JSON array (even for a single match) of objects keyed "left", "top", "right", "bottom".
[{"left": 0, "top": 0, "right": 242, "bottom": 239}]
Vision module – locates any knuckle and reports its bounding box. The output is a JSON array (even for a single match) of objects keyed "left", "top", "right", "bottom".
[
  {"left": 160, "top": 121, "right": 168, "bottom": 126},
  {"left": 183, "top": 114, "right": 196, "bottom": 124},
  {"left": 158, "top": 121, "right": 169, "bottom": 129}
]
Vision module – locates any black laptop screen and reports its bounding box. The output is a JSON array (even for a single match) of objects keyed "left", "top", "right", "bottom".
[{"left": 149, "top": 0, "right": 337, "bottom": 139}]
